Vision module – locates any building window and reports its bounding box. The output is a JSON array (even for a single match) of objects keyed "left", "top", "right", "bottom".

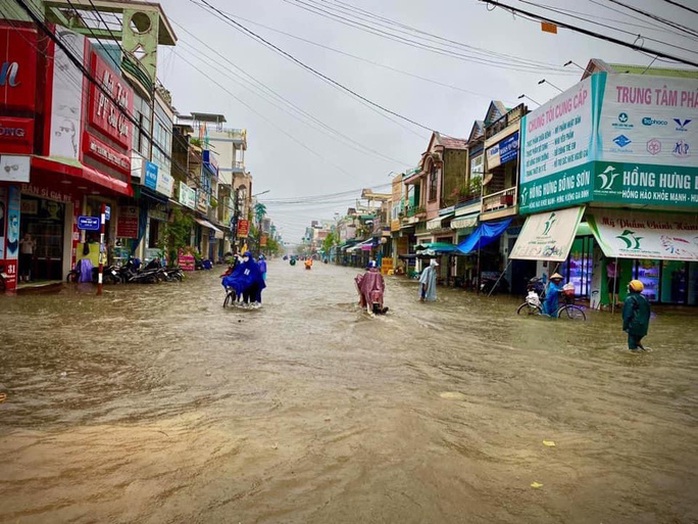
[{"left": 429, "top": 165, "right": 438, "bottom": 202}]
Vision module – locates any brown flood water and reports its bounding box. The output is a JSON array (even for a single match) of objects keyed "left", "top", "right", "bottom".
[{"left": 0, "top": 260, "right": 697, "bottom": 523}]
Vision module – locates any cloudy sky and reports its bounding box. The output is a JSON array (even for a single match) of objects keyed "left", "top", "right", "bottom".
[{"left": 156, "top": 0, "right": 698, "bottom": 243}]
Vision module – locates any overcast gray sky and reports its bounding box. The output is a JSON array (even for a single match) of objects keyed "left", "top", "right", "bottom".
[{"left": 156, "top": 0, "right": 698, "bottom": 243}]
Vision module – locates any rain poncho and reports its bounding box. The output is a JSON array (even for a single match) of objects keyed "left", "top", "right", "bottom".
[
  {"left": 78, "top": 258, "right": 94, "bottom": 283},
  {"left": 543, "top": 280, "right": 563, "bottom": 316},
  {"left": 258, "top": 257, "right": 268, "bottom": 280},
  {"left": 355, "top": 268, "right": 385, "bottom": 309},
  {"left": 221, "top": 253, "right": 266, "bottom": 301},
  {"left": 419, "top": 264, "right": 438, "bottom": 301},
  {"left": 622, "top": 290, "right": 650, "bottom": 345}
]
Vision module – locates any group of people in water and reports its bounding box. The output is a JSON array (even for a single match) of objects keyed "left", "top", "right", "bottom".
[{"left": 221, "top": 251, "right": 267, "bottom": 309}]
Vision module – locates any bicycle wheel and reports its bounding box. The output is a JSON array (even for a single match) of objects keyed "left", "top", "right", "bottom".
[
  {"left": 223, "top": 291, "right": 235, "bottom": 308},
  {"left": 517, "top": 302, "right": 542, "bottom": 315},
  {"left": 558, "top": 305, "right": 586, "bottom": 320}
]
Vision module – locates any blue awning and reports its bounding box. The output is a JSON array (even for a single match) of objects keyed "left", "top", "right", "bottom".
[{"left": 456, "top": 218, "right": 512, "bottom": 255}]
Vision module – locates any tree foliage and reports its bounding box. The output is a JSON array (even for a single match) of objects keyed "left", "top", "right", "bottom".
[{"left": 158, "top": 209, "right": 193, "bottom": 267}]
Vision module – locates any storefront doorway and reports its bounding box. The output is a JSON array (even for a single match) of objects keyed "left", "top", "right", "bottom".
[{"left": 20, "top": 195, "right": 65, "bottom": 281}]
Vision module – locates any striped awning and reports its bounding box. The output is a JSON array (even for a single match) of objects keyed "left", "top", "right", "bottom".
[
  {"left": 426, "top": 212, "right": 454, "bottom": 231},
  {"left": 451, "top": 214, "right": 479, "bottom": 230}
]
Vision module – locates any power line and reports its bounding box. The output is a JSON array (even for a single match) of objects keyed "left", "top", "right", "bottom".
[
  {"left": 661, "top": 0, "right": 698, "bottom": 16},
  {"left": 178, "top": 9, "right": 528, "bottom": 101},
  {"left": 191, "top": 0, "right": 436, "bottom": 134},
  {"left": 303, "top": 0, "right": 570, "bottom": 70},
  {"left": 281, "top": 0, "right": 571, "bottom": 74},
  {"left": 171, "top": 22, "right": 414, "bottom": 167},
  {"left": 480, "top": 0, "right": 698, "bottom": 68},
  {"left": 607, "top": 0, "right": 698, "bottom": 39},
  {"left": 519, "top": 0, "right": 698, "bottom": 56}
]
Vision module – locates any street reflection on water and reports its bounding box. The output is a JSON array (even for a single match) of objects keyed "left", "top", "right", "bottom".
[{"left": 1, "top": 260, "right": 697, "bottom": 523}]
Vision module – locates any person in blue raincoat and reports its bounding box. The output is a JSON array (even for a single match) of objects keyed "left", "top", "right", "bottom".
[
  {"left": 419, "top": 259, "right": 439, "bottom": 302},
  {"left": 236, "top": 251, "right": 266, "bottom": 308},
  {"left": 542, "top": 272, "right": 564, "bottom": 316},
  {"left": 258, "top": 254, "right": 268, "bottom": 281}
]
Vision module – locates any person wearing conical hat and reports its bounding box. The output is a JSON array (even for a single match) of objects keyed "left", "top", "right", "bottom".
[{"left": 543, "top": 272, "right": 565, "bottom": 317}]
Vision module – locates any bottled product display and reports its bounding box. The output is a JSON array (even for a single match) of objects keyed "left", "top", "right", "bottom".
[{"left": 636, "top": 260, "right": 659, "bottom": 302}]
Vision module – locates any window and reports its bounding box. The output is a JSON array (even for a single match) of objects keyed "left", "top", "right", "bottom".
[
  {"left": 429, "top": 165, "right": 438, "bottom": 202},
  {"left": 148, "top": 219, "right": 160, "bottom": 248}
]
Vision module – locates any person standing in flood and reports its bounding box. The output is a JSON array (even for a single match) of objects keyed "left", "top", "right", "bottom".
[
  {"left": 623, "top": 279, "right": 651, "bottom": 352},
  {"left": 419, "top": 259, "right": 438, "bottom": 302},
  {"left": 258, "top": 254, "right": 268, "bottom": 281}
]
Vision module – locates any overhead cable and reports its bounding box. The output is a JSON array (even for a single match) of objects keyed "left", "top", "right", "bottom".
[
  {"left": 191, "top": 0, "right": 436, "bottom": 134},
  {"left": 480, "top": 0, "right": 698, "bottom": 68}
]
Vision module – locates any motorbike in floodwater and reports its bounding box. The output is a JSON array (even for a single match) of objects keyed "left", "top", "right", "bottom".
[{"left": 355, "top": 266, "right": 389, "bottom": 315}]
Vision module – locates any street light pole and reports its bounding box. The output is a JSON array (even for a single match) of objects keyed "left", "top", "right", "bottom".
[
  {"left": 538, "top": 78, "right": 564, "bottom": 93},
  {"left": 518, "top": 94, "right": 540, "bottom": 106}
]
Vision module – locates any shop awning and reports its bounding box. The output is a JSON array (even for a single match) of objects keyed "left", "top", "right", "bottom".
[
  {"left": 457, "top": 218, "right": 512, "bottom": 255},
  {"left": 347, "top": 238, "right": 374, "bottom": 252},
  {"left": 509, "top": 206, "right": 585, "bottom": 262},
  {"left": 426, "top": 212, "right": 455, "bottom": 231},
  {"left": 195, "top": 218, "right": 225, "bottom": 239},
  {"left": 451, "top": 213, "right": 479, "bottom": 230},
  {"left": 31, "top": 156, "right": 133, "bottom": 197},
  {"left": 415, "top": 242, "right": 458, "bottom": 255},
  {"left": 587, "top": 209, "right": 698, "bottom": 261}
]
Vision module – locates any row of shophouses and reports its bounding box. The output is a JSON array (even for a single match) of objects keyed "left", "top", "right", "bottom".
[
  {"left": 0, "top": 1, "right": 263, "bottom": 293},
  {"left": 327, "top": 60, "right": 698, "bottom": 307}
]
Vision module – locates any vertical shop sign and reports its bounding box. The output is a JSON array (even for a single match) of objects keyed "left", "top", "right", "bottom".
[
  {"left": 0, "top": 186, "right": 6, "bottom": 259},
  {"left": 0, "top": 24, "right": 38, "bottom": 112},
  {"left": 237, "top": 219, "right": 249, "bottom": 238},
  {"left": 49, "top": 28, "right": 86, "bottom": 159},
  {"left": 2, "top": 186, "right": 20, "bottom": 290},
  {"left": 89, "top": 51, "right": 133, "bottom": 148},
  {"left": 116, "top": 205, "right": 138, "bottom": 238}
]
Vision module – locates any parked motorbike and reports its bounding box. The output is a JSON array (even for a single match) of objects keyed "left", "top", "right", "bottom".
[{"left": 480, "top": 275, "right": 510, "bottom": 295}]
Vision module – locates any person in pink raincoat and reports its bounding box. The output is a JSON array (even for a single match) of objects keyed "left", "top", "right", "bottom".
[{"left": 355, "top": 260, "right": 388, "bottom": 315}]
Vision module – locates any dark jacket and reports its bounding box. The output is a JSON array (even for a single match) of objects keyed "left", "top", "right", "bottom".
[{"left": 622, "top": 292, "right": 650, "bottom": 337}]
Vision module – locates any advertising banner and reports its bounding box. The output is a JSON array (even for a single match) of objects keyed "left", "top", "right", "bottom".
[
  {"left": 155, "top": 169, "right": 173, "bottom": 198},
  {"left": 0, "top": 117, "right": 35, "bottom": 155},
  {"left": 49, "top": 28, "right": 86, "bottom": 160},
  {"left": 0, "top": 155, "right": 30, "bottom": 183},
  {"left": 519, "top": 75, "right": 597, "bottom": 213},
  {"left": 82, "top": 132, "right": 130, "bottom": 174},
  {"left": 486, "top": 131, "right": 519, "bottom": 169},
  {"left": 0, "top": 24, "right": 38, "bottom": 112},
  {"left": 178, "top": 182, "right": 196, "bottom": 210},
  {"left": 587, "top": 209, "right": 698, "bottom": 261},
  {"left": 2, "top": 186, "right": 20, "bottom": 290},
  {"left": 116, "top": 205, "right": 138, "bottom": 238},
  {"left": 509, "top": 206, "right": 585, "bottom": 262},
  {"left": 0, "top": 187, "right": 5, "bottom": 259},
  {"left": 89, "top": 50, "right": 134, "bottom": 149},
  {"left": 593, "top": 74, "right": 698, "bottom": 208},
  {"left": 143, "top": 161, "right": 158, "bottom": 191},
  {"left": 237, "top": 219, "right": 249, "bottom": 238}
]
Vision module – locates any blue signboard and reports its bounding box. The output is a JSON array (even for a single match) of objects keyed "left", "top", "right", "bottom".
[
  {"left": 144, "top": 161, "right": 158, "bottom": 191},
  {"left": 499, "top": 131, "right": 519, "bottom": 165},
  {"left": 77, "top": 216, "right": 101, "bottom": 231},
  {"left": 105, "top": 205, "right": 111, "bottom": 221}
]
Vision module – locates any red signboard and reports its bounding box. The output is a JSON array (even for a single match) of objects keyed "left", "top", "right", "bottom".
[
  {"left": 89, "top": 51, "right": 133, "bottom": 148},
  {"left": 0, "top": 116, "right": 34, "bottom": 154},
  {"left": 82, "top": 132, "right": 130, "bottom": 174},
  {"left": 116, "top": 205, "right": 138, "bottom": 238},
  {"left": 0, "top": 24, "right": 38, "bottom": 112},
  {"left": 237, "top": 219, "right": 249, "bottom": 238}
]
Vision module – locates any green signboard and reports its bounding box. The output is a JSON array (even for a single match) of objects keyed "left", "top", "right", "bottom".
[{"left": 519, "top": 73, "right": 698, "bottom": 213}]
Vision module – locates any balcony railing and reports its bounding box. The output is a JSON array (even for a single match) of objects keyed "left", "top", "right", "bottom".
[
  {"left": 231, "top": 160, "right": 245, "bottom": 171},
  {"left": 482, "top": 187, "right": 517, "bottom": 213}
]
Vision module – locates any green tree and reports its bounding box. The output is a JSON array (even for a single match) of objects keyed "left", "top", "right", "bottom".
[
  {"left": 254, "top": 202, "right": 267, "bottom": 224},
  {"left": 322, "top": 231, "right": 338, "bottom": 254},
  {"left": 157, "top": 209, "right": 193, "bottom": 267}
]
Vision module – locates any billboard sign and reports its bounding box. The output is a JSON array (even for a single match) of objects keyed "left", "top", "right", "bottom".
[
  {"left": 89, "top": 50, "right": 133, "bottom": 148},
  {"left": 143, "top": 161, "right": 158, "bottom": 191},
  {"left": 519, "top": 73, "right": 698, "bottom": 213},
  {"left": 237, "top": 219, "right": 249, "bottom": 238},
  {"left": 0, "top": 24, "right": 38, "bottom": 112},
  {"left": 178, "top": 182, "right": 196, "bottom": 210}
]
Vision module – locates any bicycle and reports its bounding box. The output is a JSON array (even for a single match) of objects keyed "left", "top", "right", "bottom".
[{"left": 516, "top": 281, "right": 587, "bottom": 320}]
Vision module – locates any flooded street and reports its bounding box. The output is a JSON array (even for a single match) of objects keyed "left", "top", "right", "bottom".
[{"left": 1, "top": 260, "right": 697, "bottom": 523}]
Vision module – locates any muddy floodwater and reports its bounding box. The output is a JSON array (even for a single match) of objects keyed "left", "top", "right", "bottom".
[{"left": 1, "top": 260, "right": 697, "bottom": 523}]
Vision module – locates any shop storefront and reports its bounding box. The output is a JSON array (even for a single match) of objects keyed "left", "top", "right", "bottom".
[{"left": 587, "top": 209, "right": 698, "bottom": 305}]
